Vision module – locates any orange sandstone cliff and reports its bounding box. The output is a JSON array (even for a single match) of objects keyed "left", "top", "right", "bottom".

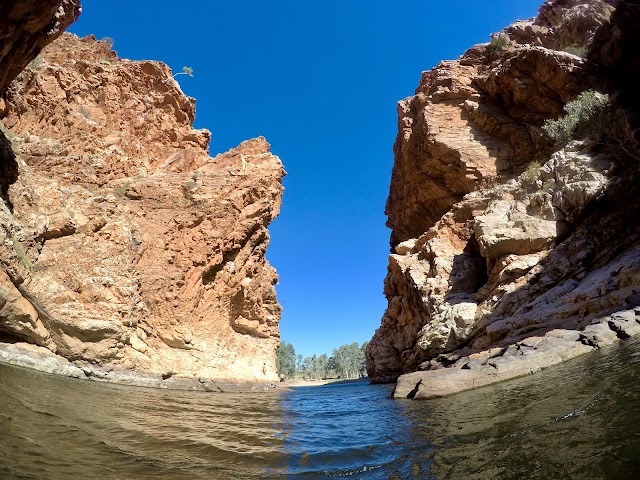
[
  {"left": 0, "top": 4, "right": 286, "bottom": 390},
  {"left": 367, "top": 0, "right": 640, "bottom": 398}
]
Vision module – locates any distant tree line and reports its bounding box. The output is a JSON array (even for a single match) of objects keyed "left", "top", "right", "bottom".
[{"left": 276, "top": 341, "right": 368, "bottom": 380}]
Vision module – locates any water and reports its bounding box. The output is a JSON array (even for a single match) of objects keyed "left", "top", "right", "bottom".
[{"left": 1, "top": 337, "right": 640, "bottom": 479}]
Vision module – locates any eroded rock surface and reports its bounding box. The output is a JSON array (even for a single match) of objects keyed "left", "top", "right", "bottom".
[
  {"left": 367, "top": 0, "right": 640, "bottom": 395},
  {"left": 0, "top": 31, "right": 285, "bottom": 387}
]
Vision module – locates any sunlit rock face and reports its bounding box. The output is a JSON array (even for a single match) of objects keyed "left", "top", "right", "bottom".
[
  {"left": 0, "top": 17, "right": 285, "bottom": 388},
  {"left": 367, "top": 0, "right": 640, "bottom": 390}
]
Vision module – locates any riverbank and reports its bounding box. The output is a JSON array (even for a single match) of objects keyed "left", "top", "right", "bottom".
[
  {"left": 394, "top": 309, "right": 640, "bottom": 399},
  {"left": 0, "top": 342, "right": 284, "bottom": 393},
  {"left": 286, "top": 377, "right": 370, "bottom": 387},
  {"left": 0, "top": 341, "right": 372, "bottom": 393}
]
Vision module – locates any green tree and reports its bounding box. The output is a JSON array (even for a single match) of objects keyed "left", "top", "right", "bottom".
[
  {"left": 278, "top": 341, "right": 369, "bottom": 380},
  {"left": 181, "top": 66, "right": 194, "bottom": 76},
  {"left": 327, "top": 354, "right": 338, "bottom": 377},
  {"left": 303, "top": 355, "right": 315, "bottom": 379},
  {"left": 331, "top": 342, "right": 366, "bottom": 379},
  {"left": 164, "top": 66, "right": 194, "bottom": 84},
  {"left": 564, "top": 44, "right": 587, "bottom": 57},
  {"left": 276, "top": 342, "right": 296, "bottom": 377},
  {"left": 101, "top": 36, "right": 115, "bottom": 49},
  {"left": 296, "top": 354, "right": 304, "bottom": 373},
  {"left": 359, "top": 342, "right": 369, "bottom": 376},
  {"left": 316, "top": 353, "right": 329, "bottom": 379},
  {"left": 302, "top": 353, "right": 330, "bottom": 379}
]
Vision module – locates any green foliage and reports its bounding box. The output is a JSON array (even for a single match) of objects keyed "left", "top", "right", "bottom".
[
  {"left": 303, "top": 353, "right": 330, "bottom": 379},
  {"left": 276, "top": 342, "right": 297, "bottom": 377},
  {"left": 28, "top": 55, "right": 43, "bottom": 69},
  {"left": 330, "top": 342, "right": 367, "bottom": 379},
  {"left": 312, "top": 342, "right": 367, "bottom": 379},
  {"left": 101, "top": 37, "right": 115, "bottom": 49},
  {"left": 0, "top": 122, "right": 19, "bottom": 154},
  {"left": 113, "top": 181, "right": 131, "bottom": 198},
  {"left": 488, "top": 35, "right": 508, "bottom": 53},
  {"left": 11, "top": 233, "right": 33, "bottom": 275},
  {"left": 183, "top": 180, "right": 198, "bottom": 192},
  {"left": 564, "top": 44, "right": 588, "bottom": 58},
  {"left": 524, "top": 160, "right": 541, "bottom": 179},
  {"left": 278, "top": 341, "right": 369, "bottom": 380},
  {"left": 542, "top": 90, "right": 610, "bottom": 144},
  {"left": 164, "top": 66, "right": 194, "bottom": 84},
  {"left": 0, "top": 122, "right": 15, "bottom": 141}
]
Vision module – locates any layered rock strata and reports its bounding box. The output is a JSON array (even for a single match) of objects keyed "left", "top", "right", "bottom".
[
  {"left": 0, "top": 27, "right": 285, "bottom": 389},
  {"left": 367, "top": 0, "right": 640, "bottom": 398}
]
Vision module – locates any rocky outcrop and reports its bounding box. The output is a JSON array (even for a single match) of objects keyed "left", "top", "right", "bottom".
[
  {"left": 0, "top": 28, "right": 286, "bottom": 388},
  {"left": 0, "top": 1, "right": 81, "bottom": 214},
  {"left": 0, "top": 1, "right": 81, "bottom": 94},
  {"left": 367, "top": 0, "right": 640, "bottom": 396}
]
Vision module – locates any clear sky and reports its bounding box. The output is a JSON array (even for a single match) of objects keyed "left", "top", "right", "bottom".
[{"left": 69, "top": 1, "right": 541, "bottom": 358}]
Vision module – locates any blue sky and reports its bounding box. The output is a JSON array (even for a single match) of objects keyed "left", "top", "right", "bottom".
[{"left": 69, "top": 1, "right": 541, "bottom": 358}]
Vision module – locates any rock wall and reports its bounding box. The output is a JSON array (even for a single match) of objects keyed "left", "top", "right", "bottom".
[
  {"left": 0, "top": 1, "right": 81, "bottom": 94},
  {"left": 0, "top": 25, "right": 286, "bottom": 388},
  {"left": 367, "top": 0, "right": 640, "bottom": 396}
]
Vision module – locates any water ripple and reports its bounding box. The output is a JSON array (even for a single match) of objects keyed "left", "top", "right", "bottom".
[{"left": 2, "top": 336, "right": 640, "bottom": 478}]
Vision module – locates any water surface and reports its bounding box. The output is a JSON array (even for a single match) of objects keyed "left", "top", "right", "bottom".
[{"left": 1, "top": 337, "right": 640, "bottom": 479}]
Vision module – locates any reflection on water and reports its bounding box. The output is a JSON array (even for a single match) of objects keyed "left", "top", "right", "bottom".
[
  {"left": 0, "top": 366, "right": 288, "bottom": 479},
  {"left": 401, "top": 335, "right": 640, "bottom": 479},
  {"left": 1, "top": 337, "right": 640, "bottom": 479},
  {"left": 279, "top": 382, "right": 429, "bottom": 478}
]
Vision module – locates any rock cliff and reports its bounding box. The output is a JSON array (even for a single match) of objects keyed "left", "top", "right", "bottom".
[
  {"left": 367, "top": 0, "right": 640, "bottom": 398},
  {"left": 0, "top": 9, "right": 285, "bottom": 390},
  {"left": 0, "top": 1, "right": 80, "bottom": 94}
]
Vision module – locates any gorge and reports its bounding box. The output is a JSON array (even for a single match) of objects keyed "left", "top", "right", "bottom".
[
  {"left": 0, "top": 0, "right": 638, "bottom": 403},
  {"left": 2, "top": 0, "right": 640, "bottom": 478}
]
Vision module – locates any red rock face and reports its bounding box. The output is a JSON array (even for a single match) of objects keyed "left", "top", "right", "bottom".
[
  {"left": 368, "top": 0, "right": 640, "bottom": 387},
  {"left": 0, "top": 1, "right": 81, "bottom": 94},
  {"left": 0, "top": 32, "right": 285, "bottom": 385},
  {"left": 0, "top": 1, "right": 81, "bottom": 203}
]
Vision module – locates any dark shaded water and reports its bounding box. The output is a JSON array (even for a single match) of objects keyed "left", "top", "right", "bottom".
[{"left": 2, "top": 337, "right": 640, "bottom": 479}]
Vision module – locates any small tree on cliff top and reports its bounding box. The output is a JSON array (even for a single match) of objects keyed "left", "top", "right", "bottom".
[
  {"left": 175, "top": 66, "right": 193, "bottom": 78},
  {"left": 164, "top": 66, "right": 194, "bottom": 84}
]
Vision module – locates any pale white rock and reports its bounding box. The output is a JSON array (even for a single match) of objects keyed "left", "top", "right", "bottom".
[
  {"left": 395, "top": 239, "right": 417, "bottom": 255},
  {"left": 474, "top": 200, "right": 557, "bottom": 258}
]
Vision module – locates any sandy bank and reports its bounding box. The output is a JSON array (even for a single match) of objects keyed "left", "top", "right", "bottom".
[
  {"left": 286, "top": 378, "right": 370, "bottom": 387},
  {"left": 0, "top": 342, "right": 285, "bottom": 393}
]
